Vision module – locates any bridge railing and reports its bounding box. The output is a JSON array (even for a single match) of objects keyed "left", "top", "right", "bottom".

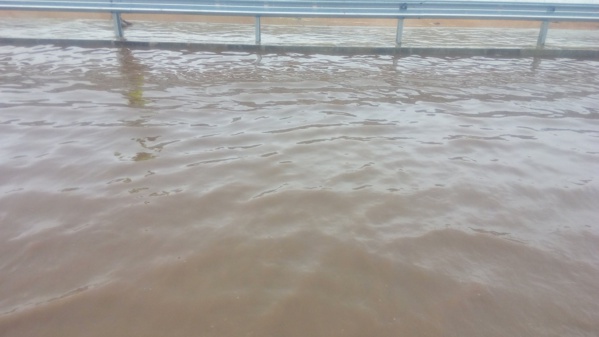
[{"left": 1, "top": 0, "right": 598, "bottom": 48}]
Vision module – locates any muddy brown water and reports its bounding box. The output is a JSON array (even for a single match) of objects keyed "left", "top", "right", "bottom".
[{"left": 1, "top": 44, "right": 599, "bottom": 337}]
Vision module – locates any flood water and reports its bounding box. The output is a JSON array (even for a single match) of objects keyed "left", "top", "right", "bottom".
[
  {"left": 1, "top": 27, "right": 599, "bottom": 337},
  {"left": 2, "top": 17, "right": 599, "bottom": 48}
]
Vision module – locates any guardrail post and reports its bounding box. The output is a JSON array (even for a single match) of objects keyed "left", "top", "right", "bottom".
[
  {"left": 255, "top": 16, "right": 261, "bottom": 45},
  {"left": 112, "top": 12, "right": 124, "bottom": 40},
  {"left": 396, "top": 18, "right": 404, "bottom": 47},
  {"left": 537, "top": 20, "right": 549, "bottom": 48}
]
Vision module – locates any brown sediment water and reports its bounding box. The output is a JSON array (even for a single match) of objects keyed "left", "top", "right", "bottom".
[
  {"left": 1, "top": 17, "right": 599, "bottom": 49},
  {"left": 0, "top": 40, "right": 598, "bottom": 336}
]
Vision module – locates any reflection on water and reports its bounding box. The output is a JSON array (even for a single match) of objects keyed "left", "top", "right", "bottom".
[
  {"left": 0, "top": 45, "right": 598, "bottom": 337},
  {"left": 118, "top": 47, "right": 147, "bottom": 107}
]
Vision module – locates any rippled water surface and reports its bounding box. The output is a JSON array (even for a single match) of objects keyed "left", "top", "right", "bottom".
[
  {"left": 1, "top": 44, "right": 599, "bottom": 337},
  {"left": 2, "top": 17, "right": 599, "bottom": 48}
]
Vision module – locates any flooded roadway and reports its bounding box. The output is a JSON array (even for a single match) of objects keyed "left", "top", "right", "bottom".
[{"left": 1, "top": 20, "right": 599, "bottom": 337}]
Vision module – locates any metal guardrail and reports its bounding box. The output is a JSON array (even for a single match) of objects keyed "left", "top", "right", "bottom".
[{"left": 1, "top": 0, "right": 598, "bottom": 48}]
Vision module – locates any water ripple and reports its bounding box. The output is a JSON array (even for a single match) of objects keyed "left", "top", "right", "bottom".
[{"left": 0, "top": 45, "right": 598, "bottom": 337}]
